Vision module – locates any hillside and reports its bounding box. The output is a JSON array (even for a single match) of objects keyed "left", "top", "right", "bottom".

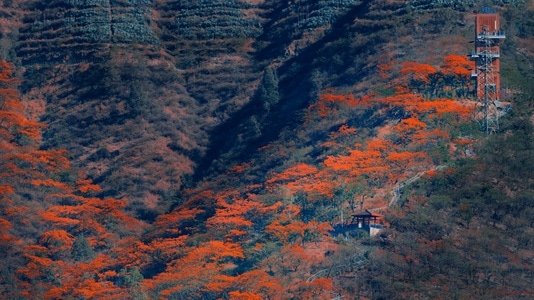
[
  {"left": 8, "top": 0, "right": 269, "bottom": 211},
  {"left": 0, "top": 0, "right": 533, "bottom": 298}
]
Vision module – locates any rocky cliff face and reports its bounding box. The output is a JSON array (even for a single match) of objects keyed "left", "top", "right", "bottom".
[{"left": 17, "top": 0, "right": 156, "bottom": 64}]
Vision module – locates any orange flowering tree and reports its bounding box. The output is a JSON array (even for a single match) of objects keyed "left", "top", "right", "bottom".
[{"left": 0, "top": 61, "right": 146, "bottom": 299}]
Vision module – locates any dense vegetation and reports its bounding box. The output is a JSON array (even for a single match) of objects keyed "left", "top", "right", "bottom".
[
  {"left": 0, "top": 0, "right": 532, "bottom": 298},
  {"left": 354, "top": 91, "right": 534, "bottom": 299}
]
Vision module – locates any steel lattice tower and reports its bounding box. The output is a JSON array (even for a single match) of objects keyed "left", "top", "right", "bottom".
[{"left": 469, "top": 8, "right": 505, "bottom": 134}]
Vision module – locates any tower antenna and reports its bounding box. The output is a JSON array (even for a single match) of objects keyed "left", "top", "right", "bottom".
[{"left": 469, "top": 8, "right": 505, "bottom": 134}]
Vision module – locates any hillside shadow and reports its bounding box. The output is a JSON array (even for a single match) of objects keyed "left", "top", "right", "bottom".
[{"left": 192, "top": 0, "right": 376, "bottom": 183}]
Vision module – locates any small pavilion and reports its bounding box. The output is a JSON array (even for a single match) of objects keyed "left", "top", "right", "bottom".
[
  {"left": 349, "top": 210, "right": 381, "bottom": 229},
  {"left": 331, "top": 210, "right": 383, "bottom": 237}
]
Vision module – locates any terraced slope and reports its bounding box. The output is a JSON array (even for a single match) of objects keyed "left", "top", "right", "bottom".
[{"left": 11, "top": 0, "right": 269, "bottom": 211}]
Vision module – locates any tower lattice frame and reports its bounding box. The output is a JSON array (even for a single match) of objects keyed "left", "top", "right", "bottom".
[{"left": 470, "top": 10, "right": 505, "bottom": 134}]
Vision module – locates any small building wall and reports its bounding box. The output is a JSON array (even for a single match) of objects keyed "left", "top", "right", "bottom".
[{"left": 370, "top": 224, "right": 385, "bottom": 237}]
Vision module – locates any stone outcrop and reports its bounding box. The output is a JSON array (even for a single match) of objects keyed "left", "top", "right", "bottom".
[{"left": 16, "top": 0, "right": 157, "bottom": 65}]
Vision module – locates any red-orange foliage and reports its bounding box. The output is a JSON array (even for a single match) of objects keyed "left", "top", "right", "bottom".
[
  {"left": 278, "top": 203, "right": 301, "bottom": 222},
  {"left": 39, "top": 195, "right": 139, "bottom": 244},
  {"left": 267, "top": 163, "right": 318, "bottom": 184},
  {"left": 0, "top": 216, "right": 19, "bottom": 253},
  {"left": 110, "top": 237, "right": 153, "bottom": 268},
  {"left": 234, "top": 270, "right": 283, "bottom": 299},
  {"left": 229, "top": 291, "right": 263, "bottom": 300},
  {"left": 0, "top": 61, "right": 45, "bottom": 143},
  {"left": 0, "top": 61, "right": 147, "bottom": 299},
  {"left": 424, "top": 169, "right": 439, "bottom": 177},
  {"left": 39, "top": 229, "right": 74, "bottom": 252},
  {"left": 393, "top": 117, "right": 427, "bottom": 133},
  {"left": 148, "top": 236, "right": 188, "bottom": 261},
  {"left": 300, "top": 278, "right": 337, "bottom": 299},
  {"left": 228, "top": 162, "right": 251, "bottom": 174},
  {"left": 0, "top": 62, "right": 63, "bottom": 201},
  {"left": 0, "top": 46, "right": 489, "bottom": 298},
  {"left": 289, "top": 175, "right": 336, "bottom": 199},
  {"left": 206, "top": 197, "right": 264, "bottom": 239},
  {"left": 377, "top": 63, "right": 394, "bottom": 79},
  {"left": 441, "top": 54, "right": 474, "bottom": 77},
  {"left": 190, "top": 240, "right": 244, "bottom": 260},
  {"left": 142, "top": 240, "right": 245, "bottom": 298},
  {"left": 0, "top": 185, "right": 14, "bottom": 195},
  {"left": 76, "top": 178, "right": 103, "bottom": 193},
  {"left": 302, "top": 220, "right": 334, "bottom": 240},
  {"left": 400, "top": 61, "right": 436, "bottom": 83},
  {"left": 265, "top": 216, "right": 332, "bottom": 244},
  {"left": 0, "top": 218, "right": 12, "bottom": 231},
  {"left": 380, "top": 91, "right": 472, "bottom": 120},
  {"left": 454, "top": 137, "right": 477, "bottom": 145},
  {"left": 265, "top": 220, "right": 306, "bottom": 242},
  {"left": 153, "top": 207, "right": 204, "bottom": 236},
  {"left": 367, "top": 138, "right": 392, "bottom": 153},
  {"left": 44, "top": 254, "right": 126, "bottom": 300},
  {"left": 412, "top": 128, "right": 451, "bottom": 144},
  {"left": 207, "top": 269, "right": 283, "bottom": 299},
  {"left": 309, "top": 92, "right": 368, "bottom": 117},
  {"left": 31, "top": 179, "right": 72, "bottom": 192},
  {"left": 329, "top": 124, "right": 357, "bottom": 139},
  {"left": 321, "top": 129, "right": 436, "bottom": 187},
  {"left": 324, "top": 148, "right": 384, "bottom": 173},
  {"left": 266, "top": 163, "right": 338, "bottom": 199}
]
